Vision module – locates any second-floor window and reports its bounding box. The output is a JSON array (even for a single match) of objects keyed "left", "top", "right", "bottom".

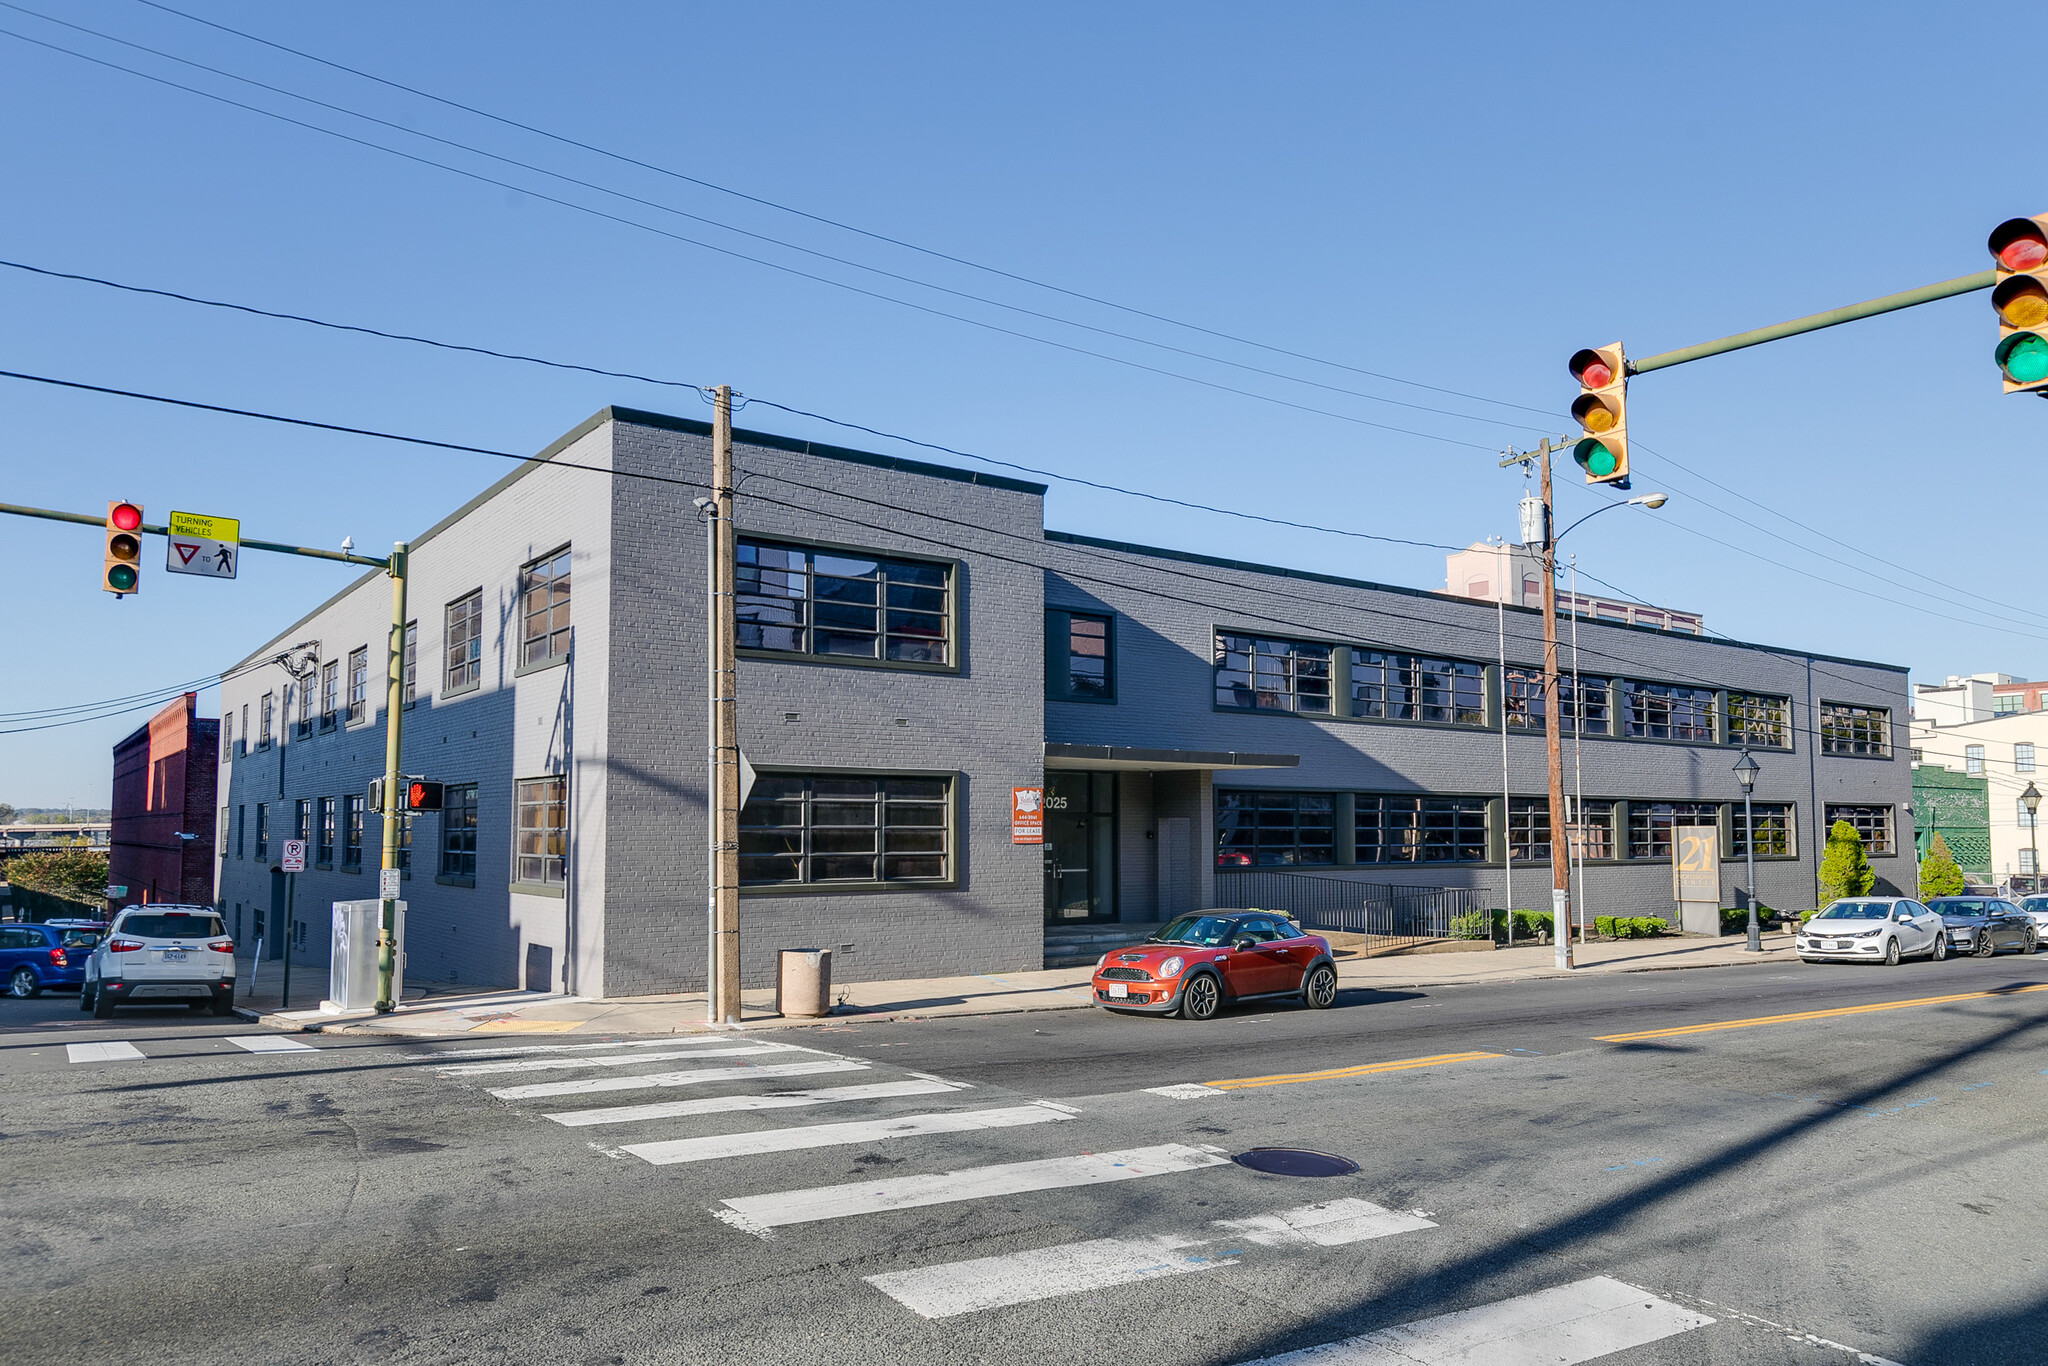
[
  {"left": 1046, "top": 609, "right": 1113, "bottom": 701},
  {"left": 1966, "top": 744, "right": 1985, "bottom": 776},
  {"left": 738, "top": 539, "right": 951, "bottom": 665},
  {"left": 520, "top": 549, "right": 572, "bottom": 666},
  {"left": 320, "top": 660, "right": 339, "bottom": 730},
  {"left": 1214, "top": 634, "right": 1331, "bottom": 714},
  {"left": 1820, "top": 703, "right": 1889, "bottom": 757},
  {"left": 2019, "top": 742, "right": 2036, "bottom": 774},
  {"left": 1726, "top": 693, "right": 1791, "bottom": 749},
  {"left": 1622, "top": 681, "right": 1715, "bottom": 743},
  {"left": 1502, "top": 671, "right": 1610, "bottom": 735},
  {"left": 441, "top": 784, "right": 478, "bottom": 878},
  {"left": 293, "top": 798, "right": 308, "bottom": 842},
  {"left": 346, "top": 647, "right": 369, "bottom": 724},
  {"left": 258, "top": 693, "right": 273, "bottom": 748},
  {"left": 254, "top": 804, "right": 269, "bottom": 860},
  {"left": 403, "top": 621, "right": 417, "bottom": 704},
  {"left": 446, "top": 591, "right": 483, "bottom": 691},
  {"left": 222, "top": 710, "right": 233, "bottom": 760},
  {"left": 1354, "top": 652, "right": 1484, "bottom": 726}
]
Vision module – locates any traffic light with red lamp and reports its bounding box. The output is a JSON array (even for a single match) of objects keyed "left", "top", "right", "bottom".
[
  {"left": 103, "top": 501, "right": 143, "bottom": 595},
  {"left": 1568, "top": 344, "right": 1631, "bottom": 486},
  {"left": 1991, "top": 214, "right": 2048, "bottom": 395}
]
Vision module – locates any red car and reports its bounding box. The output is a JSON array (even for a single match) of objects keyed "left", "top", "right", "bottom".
[{"left": 1091, "top": 912, "right": 1338, "bottom": 1020}]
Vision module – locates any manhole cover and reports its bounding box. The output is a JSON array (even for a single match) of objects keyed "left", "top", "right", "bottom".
[{"left": 1231, "top": 1147, "right": 1358, "bottom": 1177}]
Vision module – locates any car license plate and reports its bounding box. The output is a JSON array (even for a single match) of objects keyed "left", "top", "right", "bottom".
[
  {"left": 161, "top": 950, "right": 186, "bottom": 961},
  {"left": 1107, "top": 982, "right": 1128, "bottom": 998}
]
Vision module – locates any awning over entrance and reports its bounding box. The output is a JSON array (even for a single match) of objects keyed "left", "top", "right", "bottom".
[{"left": 1042, "top": 743, "right": 1299, "bottom": 773}]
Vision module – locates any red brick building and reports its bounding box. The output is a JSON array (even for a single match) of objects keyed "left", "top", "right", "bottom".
[{"left": 109, "top": 694, "right": 219, "bottom": 910}]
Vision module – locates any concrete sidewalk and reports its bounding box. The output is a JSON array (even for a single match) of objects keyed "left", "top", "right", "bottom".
[{"left": 262, "top": 927, "right": 1805, "bottom": 1037}]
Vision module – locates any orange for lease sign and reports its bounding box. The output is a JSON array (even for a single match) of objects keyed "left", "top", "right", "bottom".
[{"left": 1011, "top": 787, "right": 1044, "bottom": 844}]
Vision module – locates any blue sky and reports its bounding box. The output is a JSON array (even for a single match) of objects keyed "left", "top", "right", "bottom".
[{"left": 0, "top": 2, "right": 2037, "bottom": 806}]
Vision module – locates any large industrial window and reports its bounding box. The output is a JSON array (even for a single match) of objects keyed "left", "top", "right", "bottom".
[
  {"left": 516, "top": 777, "right": 568, "bottom": 886},
  {"left": 1824, "top": 804, "right": 1894, "bottom": 855},
  {"left": 1820, "top": 703, "right": 1889, "bottom": 757},
  {"left": 738, "top": 539, "right": 951, "bottom": 665},
  {"left": 739, "top": 774, "right": 951, "bottom": 886},
  {"left": 1353, "top": 652, "right": 1485, "bottom": 726},
  {"left": 440, "top": 784, "right": 478, "bottom": 878},
  {"left": 1627, "top": 802, "right": 1721, "bottom": 859},
  {"left": 1730, "top": 802, "right": 1795, "bottom": 857},
  {"left": 1503, "top": 670, "right": 1610, "bottom": 735},
  {"left": 1047, "top": 609, "right": 1113, "bottom": 702},
  {"left": 1507, "top": 797, "right": 1551, "bottom": 862},
  {"left": 346, "top": 647, "right": 369, "bottom": 725},
  {"left": 1567, "top": 801, "right": 1617, "bottom": 861},
  {"left": 1215, "top": 635, "right": 1331, "bottom": 714},
  {"left": 1726, "top": 693, "right": 1792, "bottom": 749},
  {"left": 445, "top": 591, "right": 483, "bottom": 691},
  {"left": 1356, "top": 795, "right": 1488, "bottom": 863},
  {"left": 1214, "top": 791, "right": 1336, "bottom": 867},
  {"left": 1621, "top": 682, "right": 1716, "bottom": 742},
  {"left": 520, "top": 549, "right": 573, "bottom": 666}
]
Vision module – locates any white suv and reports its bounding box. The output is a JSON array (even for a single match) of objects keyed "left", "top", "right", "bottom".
[{"left": 83, "top": 906, "right": 236, "bottom": 1017}]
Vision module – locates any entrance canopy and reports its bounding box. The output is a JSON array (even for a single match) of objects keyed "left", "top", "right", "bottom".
[{"left": 1042, "top": 743, "right": 1298, "bottom": 773}]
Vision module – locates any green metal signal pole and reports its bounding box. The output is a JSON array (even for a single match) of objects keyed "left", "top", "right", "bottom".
[{"left": 1628, "top": 271, "right": 1994, "bottom": 375}]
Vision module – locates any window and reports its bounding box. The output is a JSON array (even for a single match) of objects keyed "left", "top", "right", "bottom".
[
  {"left": 395, "top": 813, "right": 413, "bottom": 872},
  {"left": 295, "top": 676, "right": 312, "bottom": 738},
  {"left": 1966, "top": 745, "right": 1986, "bottom": 777},
  {"left": 1353, "top": 652, "right": 1485, "bottom": 726},
  {"left": 255, "top": 804, "right": 269, "bottom": 860},
  {"left": 738, "top": 539, "right": 950, "bottom": 665},
  {"left": 1820, "top": 703, "right": 1889, "bottom": 757},
  {"left": 342, "top": 795, "right": 364, "bottom": 869},
  {"left": 1503, "top": 667, "right": 1543, "bottom": 730},
  {"left": 516, "top": 777, "right": 568, "bottom": 886},
  {"left": 2020, "top": 743, "right": 2037, "bottom": 774},
  {"left": 1627, "top": 802, "right": 1721, "bottom": 860},
  {"left": 1214, "top": 635, "right": 1331, "bottom": 714},
  {"left": 240, "top": 705, "right": 249, "bottom": 754},
  {"left": 1825, "top": 804, "right": 1894, "bottom": 855},
  {"left": 1508, "top": 798, "right": 1551, "bottom": 862},
  {"left": 219, "top": 805, "right": 230, "bottom": 849},
  {"left": 440, "top": 784, "right": 478, "bottom": 878},
  {"left": 1567, "top": 801, "right": 1616, "bottom": 861},
  {"left": 1356, "top": 795, "right": 1488, "bottom": 863},
  {"left": 1995, "top": 694, "right": 2025, "bottom": 715},
  {"left": 1909, "top": 748, "right": 1924, "bottom": 763},
  {"left": 445, "top": 591, "right": 483, "bottom": 691},
  {"left": 2021, "top": 797, "right": 2038, "bottom": 831},
  {"left": 222, "top": 710, "right": 233, "bottom": 760},
  {"left": 258, "top": 693, "right": 273, "bottom": 749},
  {"left": 236, "top": 804, "right": 245, "bottom": 859},
  {"left": 1214, "top": 792, "right": 1336, "bottom": 867},
  {"left": 403, "top": 621, "right": 417, "bottom": 704},
  {"left": 520, "top": 549, "right": 573, "bottom": 666},
  {"left": 1621, "top": 681, "right": 1716, "bottom": 742},
  {"left": 1503, "top": 670, "right": 1610, "bottom": 735},
  {"left": 1726, "top": 693, "right": 1791, "bottom": 749},
  {"left": 1047, "top": 609, "right": 1113, "bottom": 702},
  {"left": 320, "top": 660, "right": 339, "bottom": 730},
  {"left": 2024, "top": 849, "right": 2039, "bottom": 876},
  {"left": 346, "top": 647, "right": 369, "bottom": 724},
  {"left": 316, "top": 797, "right": 335, "bottom": 864},
  {"left": 739, "top": 774, "right": 951, "bottom": 885},
  {"left": 293, "top": 799, "right": 308, "bottom": 843},
  {"left": 1730, "top": 802, "right": 1794, "bottom": 857}
]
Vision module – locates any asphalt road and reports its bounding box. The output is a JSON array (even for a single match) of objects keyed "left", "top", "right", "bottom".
[{"left": 6, "top": 951, "right": 2048, "bottom": 1366}]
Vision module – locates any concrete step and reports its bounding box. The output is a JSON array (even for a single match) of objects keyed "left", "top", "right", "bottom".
[{"left": 1042, "top": 921, "right": 1164, "bottom": 968}]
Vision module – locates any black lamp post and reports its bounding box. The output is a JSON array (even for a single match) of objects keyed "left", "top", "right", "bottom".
[
  {"left": 2024, "top": 782, "right": 2042, "bottom": 893},
  {"left": 1733, "top": 750, "right": 1762, "bottom": 951}
]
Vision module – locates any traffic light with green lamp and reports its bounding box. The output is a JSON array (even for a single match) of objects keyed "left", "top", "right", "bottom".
[
  {"left": 1568, "top": 343, "right": 1631, "bottom": 486},
  {"left": 1991, "top": 214, "right": 2048, "bottom": 395},
  {"left": 103, "top": 501, "right": 142, "bottom": 595}
]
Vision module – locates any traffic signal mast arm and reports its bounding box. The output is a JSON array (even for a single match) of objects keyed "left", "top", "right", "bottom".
[{"left": 0, "top": 500, "right": 390, "bottom": 567}]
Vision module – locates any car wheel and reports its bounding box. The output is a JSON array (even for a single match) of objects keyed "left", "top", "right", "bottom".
[
  {"left": 1302, "top": 964, "right": 1337, "bottom": 1009},
  {"left": 1931, "top": 934, "right": 1949, "bottom": 962},
  {"left": 79, "top": 983, "right": 95, "bottom": 1013},
  {"left": 1179, "top": 973, "right": 1221, "bottom": 1021},
  {"left": 8, "top": 967, "right": 40, "bottom": 999},
  {"left": 2028, "top": 930, "right": 2040, "bottom": 954},
  {"left": 1883, "top": 938, "right": 1901, "bottom": 966},
  {"left": 210, "top": 993, "right": 235, "bottom": 1017},
  {"left": 1975, "top": 933, "right": 1996, "bottom": 958},
  {"left": 92, "top": 988, "right": 117, "bottom": 1019}
]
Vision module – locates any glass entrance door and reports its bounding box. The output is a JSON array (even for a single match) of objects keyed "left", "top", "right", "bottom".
[{"left": 1044, "top": 772, "right": 1117, "bottom": 923}]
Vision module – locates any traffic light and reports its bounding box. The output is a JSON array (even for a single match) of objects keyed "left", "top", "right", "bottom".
[
  {"left": 404, "top": 780, "right": 444, "bottom": 812},
  {"left": 1990, "top": 214, "right": 2048, "bottom": 395},
  {"left": 103, "top": 501, "right": 143, "bottom": 595},
  {"left": 1568, "top": 344, "right": 1630, "bottom": 486}
]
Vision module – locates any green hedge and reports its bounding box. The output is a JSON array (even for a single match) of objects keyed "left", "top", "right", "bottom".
[{"left": 1593, "top": 914, "right": 1669, "bottom": 939}]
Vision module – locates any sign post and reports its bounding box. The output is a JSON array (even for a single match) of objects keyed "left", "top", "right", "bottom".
[
  {"left": 1672, "top": 824, "right": 1722, "bottom": 936},
  {"left": 1011, "top": 787, "right": 1044, "bottom": 844},
  {"left": 280, "top": 839, "right": 306, "bottom": 1010},
  {"left": 164, "top": 511, "right": 241, "bottom": 579}
]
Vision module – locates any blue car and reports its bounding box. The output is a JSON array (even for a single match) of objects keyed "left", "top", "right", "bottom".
[{"left": 2, "top": 921, "right": 105, "bottom": 997}]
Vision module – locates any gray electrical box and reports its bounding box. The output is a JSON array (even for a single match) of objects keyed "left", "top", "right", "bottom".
[{"left": 327, "top": 898, "right": 406, "bottom": 1010}]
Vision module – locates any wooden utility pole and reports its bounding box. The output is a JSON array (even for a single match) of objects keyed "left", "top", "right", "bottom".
[
  {"left": 711, "top": 387, "right": 742, "bottom": 1022},
  {"left": 1536, "top": 442, "right": 1574, "bottom": 969}
]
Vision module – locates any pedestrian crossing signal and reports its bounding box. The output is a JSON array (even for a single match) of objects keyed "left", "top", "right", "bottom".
[
  {"left": 1568, "top": 344, "right": 1631, "bottom": 487},
  {"left": 103, "top": 501, "right": 143, "bottom": 595},
  {"left": 1990, "top": 214, "right": 2048, "bottom": 395},
  {"left": 405, "top": 780, "right": 444, "bottom": 812}
]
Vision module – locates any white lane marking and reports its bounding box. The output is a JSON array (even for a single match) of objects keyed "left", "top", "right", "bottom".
[
  {"left": 546, "top": 1079, "right": 964, "bottom": 1127},
  {"left": 438, "top": 1042, "right": 796, "bottom": 1076},
  {"left": 1659, "top": 1290, "right": 1905, "bottom": 1366},
  {"left": 1033, "top": 1100, "right": 1082, "bottom": 1114},
  {"left": 1145, "top": 1083, "right": 1225, "bottom": 1099},
  {"left": 1230, "top": 1276, "right": 1713, "bottom": 1365},
  {"left": 490, "top": 1058, "right": 866, "bottom": 1101},
  {"left": 867, "top": 1198, "right": 1430, "bottom": 1319},
  {"left": 67, "top": 1041, "right": 146, "bottom": 1062},
  {"left": 225, "top": 1035, "right": 317, "bottom": 1053},
  {"left": 410, "top": 1037, "right": 765, "bottom": 1060},
  {"left": 715, "top": 1142, "right": 1230, "bottom": 1234},
  {"left": 622, "top": 1103, "right": 1072, "bottom": 1166}
]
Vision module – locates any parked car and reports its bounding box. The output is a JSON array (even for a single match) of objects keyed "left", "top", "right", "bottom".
[
  {"left": 1, "top": 922, "right": 104, "bottom": 997},
  {"left": 1796, "top": 898, "right": 1947, "bottom": 965},
  {"left": 1925, "top": 897, "right": 2039, "bottom": 957},
  {"left": 2015, "top": 896, "right": 2048, "bottom": 945},
  {"left": 82, "top": 906, "right": 236, "bottom": 1017},
  {"left": 1091, "top": 912, "right": 1337, "bottom": 1019}
]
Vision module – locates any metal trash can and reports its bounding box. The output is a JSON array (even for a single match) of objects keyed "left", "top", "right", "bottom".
[{"left": 775, "top": 948, "right": 832, "bottom": 1018}]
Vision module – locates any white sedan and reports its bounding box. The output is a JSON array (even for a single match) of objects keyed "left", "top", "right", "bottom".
[{"left": 1797, "top": 898, "right": 1947, "bottom": 966}]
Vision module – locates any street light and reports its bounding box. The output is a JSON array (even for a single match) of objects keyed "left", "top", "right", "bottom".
[
  {"left": 1555, "top": 492, "right": 1670, "bottom": 544},
  {"left": 2023, "top": 781, "right": 2042, "bottom": 893},
  {"left": 1733, "top": 750, "right": 1762, "bottom": 951}
]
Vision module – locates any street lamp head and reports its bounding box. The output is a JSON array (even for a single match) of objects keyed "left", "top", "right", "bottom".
[
  {"left": 1628, "top": 492, "right": 1670, "bottom": 509},
  {"left": 1732, "top": 749, "right": 1761, "bottom": 792},
  {"left": 2025, "top": 781, "right": 2042, "bottom": 814}
]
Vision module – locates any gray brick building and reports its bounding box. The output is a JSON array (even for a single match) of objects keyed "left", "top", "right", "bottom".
[{"left": 215, "top": 407, "right": 1914, "bottom": 996}]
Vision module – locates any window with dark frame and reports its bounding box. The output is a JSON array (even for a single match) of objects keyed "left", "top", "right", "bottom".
[
  {"left": 1214, "top": 791, "right": 1335, "bottom": 867},
  {"left": 1627, "top": 802, "right": 1721, "bottom": 859},
  {"left": 1820, "top": 703, "right": 1889, "bottom": 757},
  {"left": 1730, "top": 802, "right": 1794, "bottom": 857},
  {"left": 516, "top": 777, "right": 568, "bottom": 886},
  {"left": 320, "top": 660, "right": 339, "bottom": 730},
  {"left": 445, "top": 591, "right": 483, "bottom": 690},
  {"left": 440, "top": 784, "right": 478, "bottom": 878},
  {"left": 255, "top": 803, "right": 269, "bottom": 860},
  {"left": 402, "top": 621, "right": 417, "bottom": 704},
  {"left": 293, "top": 799, "right": 308, "bottom": 843},
  {"left": 236, "top": 804, "right": 245, "bottom": 859},
  {"left": 738, "top": 774, "right": 950, "bottom": 886},
  {"left": 1508, "top": 797, "right": 1551, "bottom": 862},
  {"left": 520, "top": 550, "right": 573, "bottom": 666},
  {"left": 1621, "top": 681, "right": 1716, "bottom": 742},
  {"left": 342, "top": 795, "right": 363, "bottom": 869},
  {"left": 346, "top": 647, "right": 369, "bottom": 724},
  {"left": 1354, "top": 651, "right": 1486, "bottom": 726},
  {"left": 1356, "top": 795, "right": 1488, "bottom": 863},
  {"left": 395, "top": 813, "right": 413, "bottom": 872},
  {"left": 1215, "top": 634, "right": 1331, "bottom": 714},
  {"left": 259, "top": 692, "right": 273, "bottom": 749},
  {"left": 1824, "top": 803, "right": 1894, "bottom": 855},
  {"left": 1047, "top": 609, "right": 1113, "bottom": 701},
  {"left": 737, "top": 539, "right": 951, "bottom": 665},
  {"left": 1567, "top": 801, "right": 1617, "bottom": 860},
  {"left": 1726, "top": 693, "right": 1791, "bottom": 749},
  {"left": 316, "top": 797, "right": 335, "bottom": 864},
  {"left": 294, "top": 676, "right": 312, "bottom": 738},
  {"left": 222, "top": 710, "right": 233, "bottom": 760},
  {"left": 1503, "top": 670, "right": 1610, "bottom": 734}
]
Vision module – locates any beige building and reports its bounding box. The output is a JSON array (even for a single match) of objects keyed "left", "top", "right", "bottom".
[
  {"left": 1910, "top": 710, "right": 2048, "bottom": 879},
  {"left": 1443, "top": 542, "right": 1704, "bottom": 635}
]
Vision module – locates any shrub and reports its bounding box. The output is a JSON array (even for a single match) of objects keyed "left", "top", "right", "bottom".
[
  {"left": 1510, "top": 909, "right": 1552, "bottom": 940},
  {"left": 2, "top": 849, "right": 108, "bottom": 906},
  {"left": 1919, "top": 833, "right": 1965, "bottom": 900},
  {"left": 1448, "top": 911, "right": 1491, "bottom": 940},
  {"left": 1819, "top": 820, "right": 1876, "bottom": 903},
  {"left": 1594, "top": 915, "right": 1616, "bottom": 938}
]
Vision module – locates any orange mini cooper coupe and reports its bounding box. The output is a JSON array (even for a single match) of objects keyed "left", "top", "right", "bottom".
[{"left": 1091, "top": 912, "right": 1338, "bottom": 1020}]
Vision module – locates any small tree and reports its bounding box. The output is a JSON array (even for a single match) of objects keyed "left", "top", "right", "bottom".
[
  {"left": 1919, "top": 831, "right": 1965, "bottom": 900},
  {"left": 2, "top": 850, "right": 110, "bottom": 907},
  {"left": 0, "top": 802, "right": 15, "bottom": 824},
  {"left": 1818, "top": 820, "right": 1876, "bottom": 904}
]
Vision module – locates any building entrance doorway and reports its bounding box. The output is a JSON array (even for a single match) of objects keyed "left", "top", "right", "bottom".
[{"left": 1044, "top": 772, "right": 1116, "bottom": 923}]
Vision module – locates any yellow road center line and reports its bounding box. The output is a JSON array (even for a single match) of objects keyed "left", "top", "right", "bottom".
[
  {"left": 1203, "top": 1050, "right": 1503, "bottom": 1091},
  {"left": 1595, "top": 983, "right": 2048, "bottom": 1042}
]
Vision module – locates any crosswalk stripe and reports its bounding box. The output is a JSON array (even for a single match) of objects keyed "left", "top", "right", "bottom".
[
  {"left": 867, "top": 1198, "right": 1435, "bottom": 1318},
  {"left": 622, "top": 1102, "right": 1073, "bottom": 1166},
  {"left": 67, "top": 1040, "right": 146, "bottom": 1062},
  {"left": 490, "top": 1057, "right": 866, "bottom": 1101},
  {"left": 714, "top": 1142, "right": 1230, "bottom": 1234},
  {"left": 1227, "top": 1276, "right": 1713, "bottom": 1365},
  {"left": 546, "top": 1078, "right": 965, "bottom": 1127},
  {"left": 414, "top": 1037, "right": 744, "bottom": 1060},
  {"left": 225, "top": 1035, "right": 318, "bottom": 1053},
  {"left": 439, "top": 1042, "right": 799, "bottom": 1076}
]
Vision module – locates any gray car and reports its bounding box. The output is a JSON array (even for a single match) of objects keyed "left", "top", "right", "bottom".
[{"left": 1925, "top": 897, "right": 2039, "bottom": 957}]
